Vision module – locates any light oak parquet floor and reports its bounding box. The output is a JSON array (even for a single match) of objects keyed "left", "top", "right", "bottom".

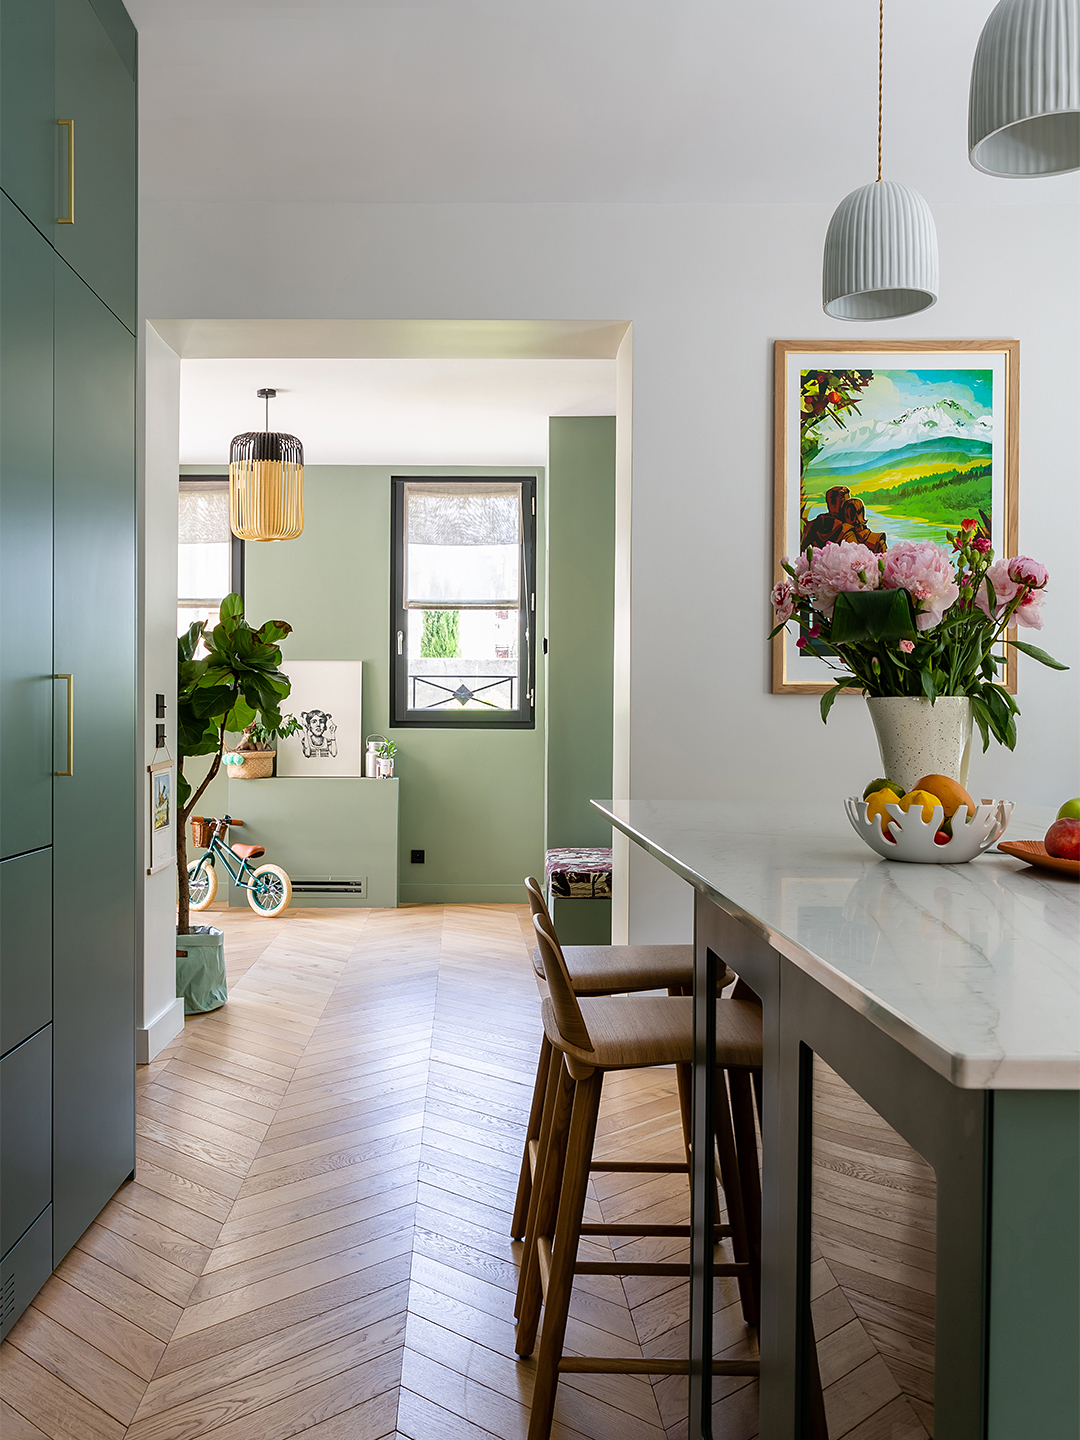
[{"left": 1, "top": 904, "right": 757, "bottom": 1440}]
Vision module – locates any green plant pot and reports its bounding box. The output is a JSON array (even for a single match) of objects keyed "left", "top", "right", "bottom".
[{"left": 176, "top": 926, "right": 227, "bottom": 1014}]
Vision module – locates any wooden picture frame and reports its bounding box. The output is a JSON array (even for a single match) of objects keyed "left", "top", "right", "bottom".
[
  {"left": 148, "top": 757, "right": 176, "bottom": 876},
  {"left": 772, "top": 339, "right": 1019, "bottom": 695}
]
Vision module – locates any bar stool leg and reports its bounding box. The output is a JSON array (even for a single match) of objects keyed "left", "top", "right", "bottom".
[
  {"left": 714, "top": 1066, "right": 758, "bottom": 1327},
  {"left": 513, "top": 1032, "right": 553, "bottom": 1239},
  {"left": 516, "top": 1044, "right": 565, "bottom": 1317},
  {"left": 527, "top": 1068, "right": 604, "bottom": 1440},
  {"left": 728, "top": 1067, "right": 762, "bottom": 1313},
  {"left": 516, "top": 1055, "right": 575, "bottom": 1354}
]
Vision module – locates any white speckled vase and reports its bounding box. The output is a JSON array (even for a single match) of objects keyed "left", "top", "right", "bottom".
[{"left": 866, "top": 696, "right": 973, "bottom": 796}]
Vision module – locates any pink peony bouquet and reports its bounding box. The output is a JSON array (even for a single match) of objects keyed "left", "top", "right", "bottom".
[{"left": 770, "top": 518, "right": 1066, "bottom": 750}]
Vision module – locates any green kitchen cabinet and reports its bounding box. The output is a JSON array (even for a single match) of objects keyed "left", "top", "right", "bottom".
[
  {"left": 51, "top": 256, "right": 136, "bottom": 1265},
  {"left": 0, "top": 0, "right": 56, "bottom": 233},
  {"left": 52, "top": 0, "right": 136, "bottom": 331},
  {"left": 0, "top": 0, "right": 137, "bottom": 1328},
  {"left": 0, "top": 849, "right": 53, "bottom": 1058},
  {"left": 0, "top": 195, "right": 54, "bottom": 860},
  {"left": 0, "top": 1028, "right": 53, "bottom": 1262}
]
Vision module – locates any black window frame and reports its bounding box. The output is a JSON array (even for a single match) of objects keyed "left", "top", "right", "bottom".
[
  {"left": 390, "top": 475, "right": 537, "bottom": 730},
  {"left": 178, "top": 474, "right": 244, "bottom": 613}
]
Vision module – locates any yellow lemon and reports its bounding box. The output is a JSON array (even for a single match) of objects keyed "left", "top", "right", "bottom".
[
  {"left": 899, "top": 789, "right": 944, "bottom": 823},
  {"left": 865, "top": 787, "right": 902, "bottom": 836}
]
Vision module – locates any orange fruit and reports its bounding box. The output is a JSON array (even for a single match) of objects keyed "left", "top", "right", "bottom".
[
  {"left": 914, "top": 774, "right": 974, "bottom": 819},
  {"left": 865, "top": 787, "right": 902, "bottom": 836},
  {"left": 898, "top": 789, "right": 945, "bottom": 823}
]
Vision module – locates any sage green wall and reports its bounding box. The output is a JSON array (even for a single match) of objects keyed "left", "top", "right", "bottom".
[
  {"left": 545, "top": 417, "right": 615, "bottom": 850},
  {"left": 235, "top": 464, "right": 545, "bottom": 904}
]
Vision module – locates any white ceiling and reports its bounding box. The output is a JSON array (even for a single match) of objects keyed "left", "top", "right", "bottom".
[
  {"left": 179, "top": 357, "right": 617, "bottom": 466},
  {"left": 129, "top": 0, "right": 1078, "bottom": 207}
]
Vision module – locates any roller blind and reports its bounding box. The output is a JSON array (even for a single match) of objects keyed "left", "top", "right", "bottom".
[
  {"left": 404, "top": 481, "right": 522, "bottom": 609},
  {"left": 178, "top": 483, "right": 231, "bottom": 606}
]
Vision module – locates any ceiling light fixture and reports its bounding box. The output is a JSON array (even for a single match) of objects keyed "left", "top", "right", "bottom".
[
  {"left": 822, "top": 0, "right": 939, "bottom": 320},
  {"left": 229, "top": 388, "right": 305, "bottom": 541},
  {"left": 969, "top": 0, "right": 1079, "bottom": 177}
]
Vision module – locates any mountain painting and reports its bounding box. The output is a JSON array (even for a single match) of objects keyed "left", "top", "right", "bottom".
[{"left": 799, "top": 368, "right": 994, "bottom": 549}]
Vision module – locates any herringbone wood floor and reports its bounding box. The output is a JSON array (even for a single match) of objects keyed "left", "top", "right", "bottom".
[{"left": 0, "top": 904, "right": 758, "bottom": 1440}]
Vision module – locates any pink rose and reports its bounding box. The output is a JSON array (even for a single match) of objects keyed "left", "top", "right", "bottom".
[
  {"left": 881, "top": 540, "right": 960, "bottom": 631},
  {"left": 800, "top": 542, "right": 881, "bottom": 619},
  {"left": 771, "top": 579, "right": 795, "bottom": 624},
  {"left": 972, "top": 535, "right": 992, "bottom": 554},
  {"left": 1008, "top": 556, "right": 1048, "bottom": 590},
  {"left": 899, "top": 639, "right": 915, "bottom": 654}
]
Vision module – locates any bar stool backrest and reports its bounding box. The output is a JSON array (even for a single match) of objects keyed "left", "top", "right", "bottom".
[
  {"left": 524, "top": 874, "right": 550, "bottom": 924},
  {"left": 532, "top": 911, "right": 593, "bottom": 1052}
]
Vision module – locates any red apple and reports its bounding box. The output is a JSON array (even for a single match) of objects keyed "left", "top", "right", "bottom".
[
  {"left": 934, "top": 831, "right": 950, "bottom": 846},
  {"left": 1044, "top": 817, "right": 1080, "bottom": 860}
]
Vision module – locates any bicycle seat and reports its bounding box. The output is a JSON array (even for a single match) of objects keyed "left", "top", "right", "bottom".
[{"left": 231, "top": 843, "right": 265, "bottom": 860}]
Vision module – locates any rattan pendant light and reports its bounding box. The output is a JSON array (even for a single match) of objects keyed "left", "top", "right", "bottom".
[
  {"left": 822, "top": 0, "right": 939, "bottom": 320},
  {"left": 229, "top": 388, "right": 305, "bottom": 541},
  {"left": 969, "top": 0, "right": 1079, "bottom": 176}
]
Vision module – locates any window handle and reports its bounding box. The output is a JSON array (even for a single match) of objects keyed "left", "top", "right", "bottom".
[
  {"left": 397, "top": 630, "right": 403, "bottom": 655},
  {"left": 55, "top": 673, "right": 74, "bottom": 775},
  {"left": 57, "top": 119, "right": 74, "bottom": 223}
]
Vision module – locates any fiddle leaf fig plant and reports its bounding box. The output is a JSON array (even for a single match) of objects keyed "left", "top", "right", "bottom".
[{"left": 176, "top": 593, "right": 292, "bottom": 934}]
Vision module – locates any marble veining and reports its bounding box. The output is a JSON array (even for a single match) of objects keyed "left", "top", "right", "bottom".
[{"left": 593, "top": 799, "right": 1079, "bottom": 1090}]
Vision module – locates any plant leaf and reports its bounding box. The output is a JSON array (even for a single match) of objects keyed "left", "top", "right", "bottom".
[
  {"left": 1006, "top": 639, "right": 1069, "bottom": 670},
  {"left": 831, "top": 589, "right": 917, "bottom": 645},
  {"left": 819, "top": 676, "right": 856, "bottom": 724},
  {"left": 220, "top": 592, "right": 244, "bottom": 622}
]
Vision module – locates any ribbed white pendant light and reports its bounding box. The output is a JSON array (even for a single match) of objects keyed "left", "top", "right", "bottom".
[
  {"left": 969, "top": 0, "right": 1079, "bottom": 176},
  {"left": 822, "top": 0, "right": 939, "bottom": 320}
]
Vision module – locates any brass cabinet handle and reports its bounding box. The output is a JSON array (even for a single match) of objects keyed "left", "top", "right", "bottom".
[
  {"left": 57, "top": 119, "right": 74, "bottom": 223},
  {"left": 55, "top": 674, "right": 74, "bottom": 775}
]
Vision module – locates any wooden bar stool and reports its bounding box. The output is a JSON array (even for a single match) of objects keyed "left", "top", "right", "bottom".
[
  {"left": 517, "top": 910, "right": 762, "bottom": 1440},
  {"left": 513, "top": 875, "right": 728, "bottom": 1241}
]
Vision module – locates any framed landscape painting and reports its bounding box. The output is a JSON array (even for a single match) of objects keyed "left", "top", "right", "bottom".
[{"left": 772, "top": 340, "right": 1018, "bottom": 695}]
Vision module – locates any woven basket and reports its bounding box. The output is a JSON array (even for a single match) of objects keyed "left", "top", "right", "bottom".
[
  {"left": 190, "top": 815, "right": 213, "bottom": 848},
  {"left": 226, "top": 750, "right": 275, "bottom": 779}
]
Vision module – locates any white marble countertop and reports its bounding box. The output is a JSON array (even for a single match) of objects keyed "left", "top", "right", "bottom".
[{"left": 593, "top": 799, "right": 1079, "bottom": 1090}]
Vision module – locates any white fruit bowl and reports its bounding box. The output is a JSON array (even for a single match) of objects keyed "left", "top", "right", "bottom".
[{"left": 844, "top": 796, "right": 1014, "bottom": 864}]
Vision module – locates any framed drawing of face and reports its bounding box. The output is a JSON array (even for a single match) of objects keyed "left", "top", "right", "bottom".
[
  {"left": 276, "top": 661, "right": 364, "bottom": 776},
  {"left": 772, "top": 340, "right": 1018, "bottom": 694}
]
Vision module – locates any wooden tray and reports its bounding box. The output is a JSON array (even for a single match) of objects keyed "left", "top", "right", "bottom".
[{"left": 998, "top": 840, "right": 1080, "bottom": 877}]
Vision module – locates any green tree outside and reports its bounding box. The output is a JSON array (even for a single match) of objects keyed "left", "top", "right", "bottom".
[{"left": 421, "top": 610, "right": 460, "bottom": 657}]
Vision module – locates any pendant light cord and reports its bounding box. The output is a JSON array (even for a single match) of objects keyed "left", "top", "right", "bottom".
[
  {"left": 877, "top": 0, "right": 884, "bottom": 181},
  {"left": 265, "top": 392, "right": 270, "bottom": 431}
]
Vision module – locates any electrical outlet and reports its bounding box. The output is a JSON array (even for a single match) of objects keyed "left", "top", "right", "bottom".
[{"left": 411, "top": 849, "right": 425, "bottom": 864}]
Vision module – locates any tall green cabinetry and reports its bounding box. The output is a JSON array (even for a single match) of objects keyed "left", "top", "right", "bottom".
[{"left": 0, "top": 0, "right": 137, "bottom": 1338}]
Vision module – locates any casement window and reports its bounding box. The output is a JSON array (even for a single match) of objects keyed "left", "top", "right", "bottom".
[
  {"left": 390, "top": 477, "right": 537, "bottom": 728},
  {"left": 177, "top": 477, "right": 244, "bottom": 648}
]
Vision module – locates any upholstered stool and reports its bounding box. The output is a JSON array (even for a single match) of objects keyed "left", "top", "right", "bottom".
[
  {"left": 512, "top": 876, "right": 727, "bottom": 1241},
  {"left": 545, "top": 846, "right": 613, "bottom": 944},
  {"left": 516, "top": 911, "right": 763, "bottom": 1440}
]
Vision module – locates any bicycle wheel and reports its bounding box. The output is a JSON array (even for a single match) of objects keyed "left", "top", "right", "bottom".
[
  {"left": 188, "top": 861, "right": 218, "bottom": 911},
  {"left": 247, "top": 863, "right": 291, "bottom": 917}
]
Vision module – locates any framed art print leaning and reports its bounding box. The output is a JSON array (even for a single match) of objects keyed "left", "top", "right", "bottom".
[{"left": 772, "top": 340, "right": 1018, "bottom": 694}]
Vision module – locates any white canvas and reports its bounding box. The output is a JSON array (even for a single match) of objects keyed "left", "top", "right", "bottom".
[{"left": 277, "top": 661, "right": 363, "bottom": 777}]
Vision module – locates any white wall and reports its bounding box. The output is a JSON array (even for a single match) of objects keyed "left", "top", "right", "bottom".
[
  {"left": 142, "top": 197, "right": 1080, "bottom": 942},
  {"left": 138, "top": 323, "right": 184, "bottom": 1060}
]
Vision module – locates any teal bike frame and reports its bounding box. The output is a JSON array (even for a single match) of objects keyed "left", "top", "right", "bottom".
[{"left": 189, "top": 815, "right": 262, "bottom": 894}]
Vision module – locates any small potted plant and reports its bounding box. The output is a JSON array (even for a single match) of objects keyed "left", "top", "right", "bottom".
[
  {"left": 225, "top": 714, "right": 302, "bottom": 779},
  {"left": 375, "top": 738, "right": 397, "bottom": 778}
]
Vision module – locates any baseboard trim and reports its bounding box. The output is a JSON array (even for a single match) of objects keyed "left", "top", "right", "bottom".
[
  {"left": 137, "top": 995, "right": 185, "bottom": 1064},
  {"left": 397, "top": 883, "right": 528, "bottom": 905}
]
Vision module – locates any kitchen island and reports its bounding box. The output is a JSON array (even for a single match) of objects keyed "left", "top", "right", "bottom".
[{"left": 593, "top": 800, "right": 1079, "bottom": 1440}]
